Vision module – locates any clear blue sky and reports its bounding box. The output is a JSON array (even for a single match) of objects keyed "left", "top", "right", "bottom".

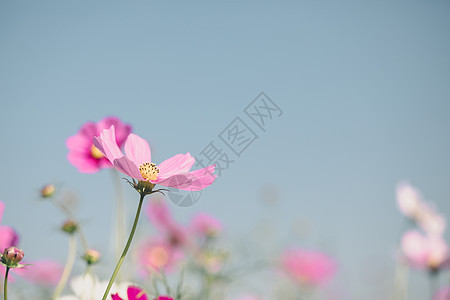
[{"left": 1, "top": 1, "right": 450, "bottom": 299}]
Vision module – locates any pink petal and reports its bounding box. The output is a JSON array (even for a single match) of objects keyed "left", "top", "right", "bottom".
[
  {"left": 97, "top": 116, "right": 132, "bottom": 146},
  {"left": 157, "top": 153, "right": 195, "bottom": 179},
  {"left": 67, "top": 152, "right": 104, "bottom": 173},
  {"left": 113, "top": 157, "right": 143, "bottom": 180},
  {"left": 127, "top": 286, "right": 148, "bottom": 300},
  {"left": 146, "top": 198, "right": 173, "bottom": 230},
  {"left": 66, "top": 134, "right": 92, "bottom": 152},
  {"left": 111, "top": 293, "right": 123, "bottom": 300},
  {"left": 401, "top": 230, "right": 429, "bottom": 267},
  {"left": 124, "top": 134, "right": 152, "bottom": 167},
  {"left": 155, "top": 164, "right": 216, "bottom": 191},
  {"left": 93, "top": 126, "right": 125, "bottom": 163}
]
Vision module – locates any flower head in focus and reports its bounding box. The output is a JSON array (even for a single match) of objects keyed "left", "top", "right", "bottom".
[
  {"left": 1, "top": 247, "right": 24, "bottom": 268},
  {"left": 401, "top": 230, "right": 449, "bottom": 272},
  {"left": 66, "top": 116, "right": 132, "bottom": 173},
  {"left": 281, "top": 248, "right": 336, "bottom": 286},
  {"left": 93, "top": 126, "right": 216, "bottom": 194}
]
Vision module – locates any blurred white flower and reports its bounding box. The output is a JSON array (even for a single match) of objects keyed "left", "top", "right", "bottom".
[{"left": 57, "top": 273, "right": 130, "bottom": 300}]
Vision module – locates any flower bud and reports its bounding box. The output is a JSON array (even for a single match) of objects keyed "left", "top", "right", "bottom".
[
  {"left": 82, "top": 249, "right": 101, "bottom": 265},
  {"left": 61, "top": 220, "right": 78, "bottom": 234},
  {"left": 2, "top": 247, "right": 24, "bottom": 266},
  {"left": 40, "top": 184, "right": 56, "bottom": 198}
]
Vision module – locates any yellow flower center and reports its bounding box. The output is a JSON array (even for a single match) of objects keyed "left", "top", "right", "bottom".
[
  {"left": 91, "top": 144, "right": 104, "bottom": 159},
  {"left": 148, "top": 246, "right": 169, "bottom": 269},
  {"left": 139, "top": 162, "right": 159, "bottom": 181}
]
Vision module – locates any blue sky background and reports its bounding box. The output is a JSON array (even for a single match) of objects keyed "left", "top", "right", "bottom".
[{"left": 1, "top": 0, "right": 450, "bottom": 299}]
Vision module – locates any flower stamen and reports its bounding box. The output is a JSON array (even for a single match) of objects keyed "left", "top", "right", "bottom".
[
  {"left": 91, "top": 144, "right": 104, "bottom": 159},
  {"left": 139, "top": 162, "right": 159, "bottom": 181}
]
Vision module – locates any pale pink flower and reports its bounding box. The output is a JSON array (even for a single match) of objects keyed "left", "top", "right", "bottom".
[
  {"left": 93, "top": 126, "right": 216, "bottom": 191},
  {"left": 136, "top": 238, "right": 184, "bottom": 274},
  {"left": 146, "top": 198, "right": 188, "bottom": 248},
  {"left": 189, "top": 213, "right": 222, "bottom": 239},
  {"left": 18, "top": 260, "right": 63, "bottom": 286},
  {"left": 401, "top": 230, "right": 449, "bottom": 271},
  {"left": 281, "top": 248, "right": 336, "bottom": 286},
  {"left": 66, "top": 116, "right": 132, "bottom": 173},
  {"left": 433, "top": 286, "right": 450, "bottom": 300},
  {"left": 396, "top": 182, "right": 446, "bottom": 236},
  {"left": 396, "top": 182, "right": 423, "bottom": 218}
]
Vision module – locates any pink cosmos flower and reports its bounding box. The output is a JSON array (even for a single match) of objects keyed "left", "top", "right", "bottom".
[
  {"left": 281, "top": 248, "right": 337, "bottom": 286},
  {"left": 189, "top": 213, "right": 222, "bottom": 239},
  {"left": 93, "top": 126, "right": 216, "bottom": 191},
  {"left": 136, "top": 238, "right": 184, "bottom": 274},
  {"left": 66, "top": 116, "right": 132, "bottom": 173},
  {"left": 146, "top": 198, "right": 187, "bottom": 248},
  {"left": 401, "top": 230, "right": 449, "bottom": 271},
  {"left": 396, "top": 182, "right": 446, "bottom": 236},
  {"left": 0, "top": 201, "right": 18, "bottom": 250},
  {"left": 18, "top": 260, "right": 63, "bottom": 286}
]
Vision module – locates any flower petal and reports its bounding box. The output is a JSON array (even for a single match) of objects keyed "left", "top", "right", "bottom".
[
  {"left": 111, "top": 293, "right": 123, "bottom": 300},
  {"left": 93, "top": 126, "right": 125, "bottom": 163},
  {"left": 156, "top": 164, "right": 216, "bottom": 191},
  {"left": 157, "top": 153, "right": 195, "bottom": 179},
  {"left": 97, "top": 116, "right": 132, "bottom": 146},
  {"left": 114, "top": 157, "right": 144, "bottom": 180},
  {"left": 124, "top": 133, "right": 152, "bottom": 167},
  {"left": 127, "top": 286, "right": 148, "bottom": 300}
]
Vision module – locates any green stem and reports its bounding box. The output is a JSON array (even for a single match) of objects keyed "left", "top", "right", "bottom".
[
  {"left": 4, "top": 267, "right": 10, "bottom": 300},
  {"left": 52, "top": 235, "right": 77, "bottom": 299},
  {"left": 101, "top": 194, "right": 145, "bottom": 300}
]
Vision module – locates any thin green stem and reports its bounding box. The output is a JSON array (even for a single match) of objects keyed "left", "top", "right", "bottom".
[
  {"left": 101, "top": 194, "right": 145, "bottom": 300},
  {"left": 4, "top": 267, "right": 10, "bottom": 300},
  {"left": 52, "top": 235, "right": 77, "bottom": 299}
]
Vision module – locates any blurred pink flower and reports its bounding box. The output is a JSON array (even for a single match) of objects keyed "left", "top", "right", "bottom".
[
  {"left": 433, "top": 286, "right": 450, "bottom": 300},
  {"left": 93, "top": 126, "right": 216, "bottom": 191},
  {"left": 136, "top": 238, "right": 184, "bottom": 274},
  {"left": 281, "top": 248, "right": 336, "bottom": 286},
  {"left": 0, "top": 201, "right": 19, "bottom": 281},
  {"left": 189, "top": 213, "right": 222, "bottom": 239},
  {"left": 66, "top": 116, "right": 132, "bottom": 173},
  {"left": 396, "top": 182, "right": 446, "bottom": 236},
  {"left": 146, "top": 198, "right": 188, "bottom": 248},
  {"left": 0, "top": 201, "right": 18, "bottom": 250},
  {"left": 396, "top": 182, "right": 423, "bottom": 218},
  {"left": 18, "top": 260, "right": 63, "bottom": 286},
  {"left": 401, "top": 230, "right": 449, "bottom": 271}
]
